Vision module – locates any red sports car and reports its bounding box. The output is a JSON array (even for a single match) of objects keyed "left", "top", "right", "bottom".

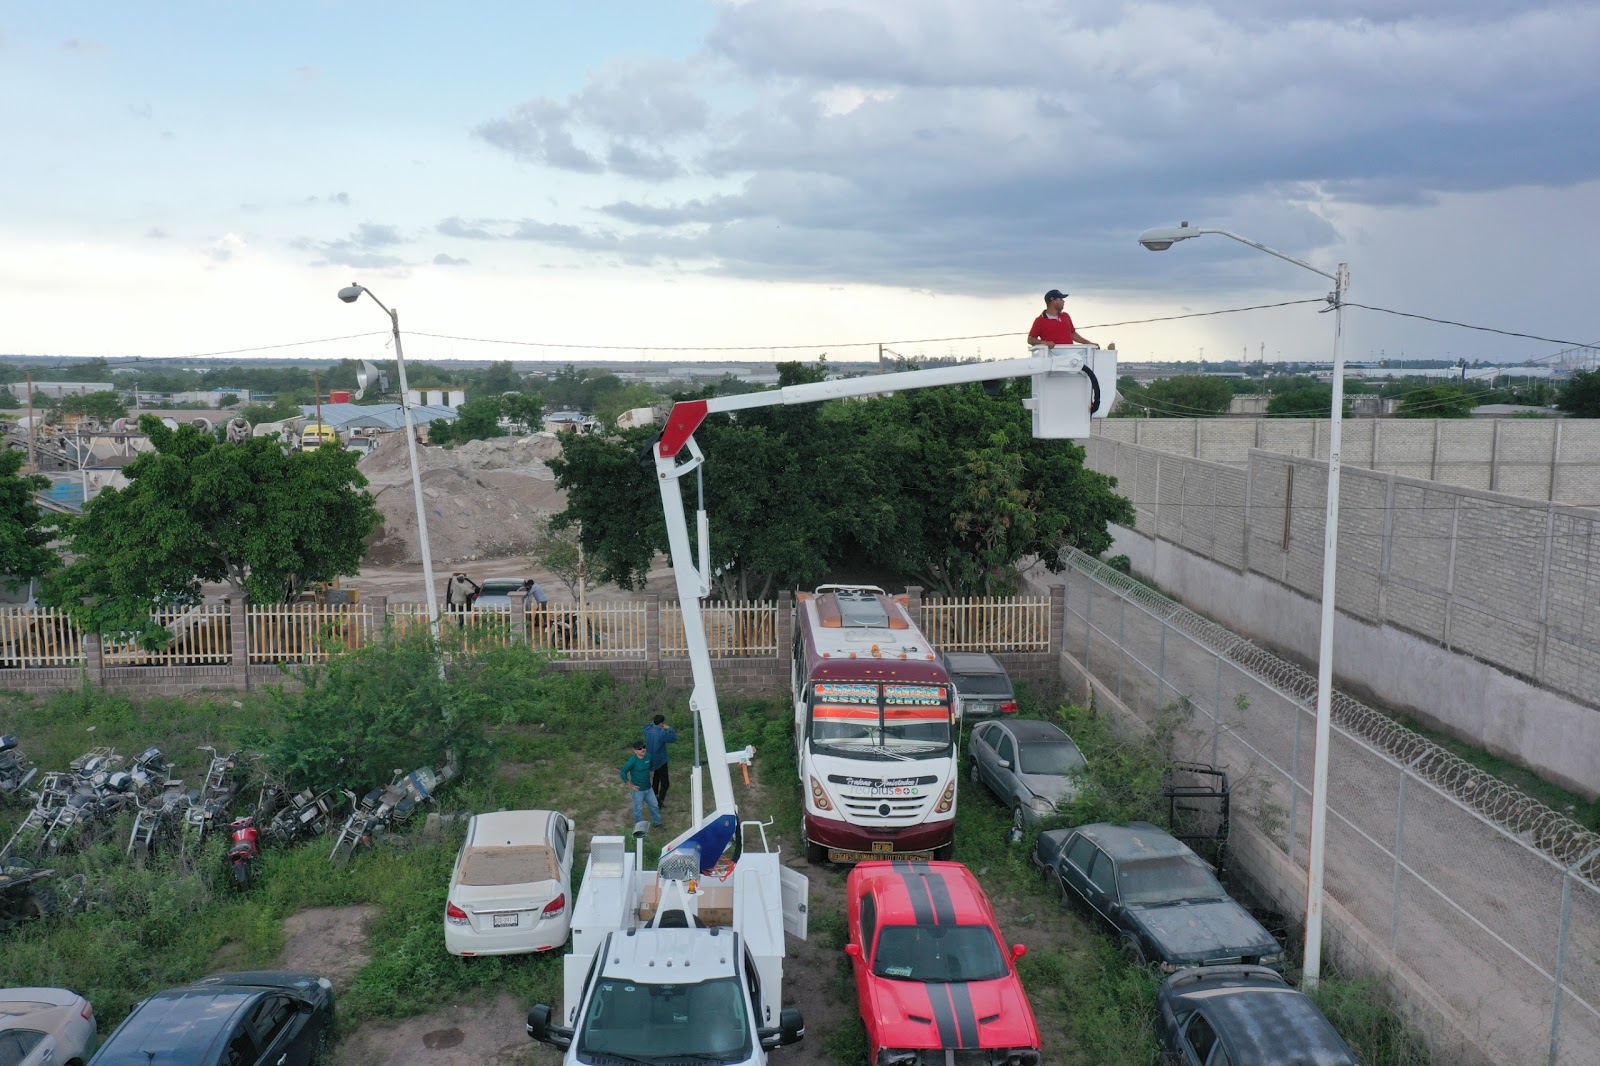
[{"left": 846, "top": 861, "right": 1042, "bottom": 1066}]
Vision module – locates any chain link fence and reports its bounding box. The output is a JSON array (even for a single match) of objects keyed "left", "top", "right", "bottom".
[{"left": 1054, "top": 548, "right": 1600, "bottom": 1066}]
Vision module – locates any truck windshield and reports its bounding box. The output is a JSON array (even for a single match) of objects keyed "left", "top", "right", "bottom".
[
  {"left": 809, "top": 682, "right": 952, "bottom": 760},
  {"left": 577, "top": 977, "right": 752, "bottom": 1065}
]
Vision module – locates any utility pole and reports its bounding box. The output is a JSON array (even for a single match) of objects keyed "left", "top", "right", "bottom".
[
  {"left": 314, "top": 371, "right": 324, "bottom": 427},
  {"left": 25, "top": 371, "right": 36, "bottom": 471}
]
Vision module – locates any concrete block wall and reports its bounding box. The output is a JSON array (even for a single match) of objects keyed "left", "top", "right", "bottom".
[
  {"left": 1086, "top": 435, "right": 1600, "bottom": 712},
  {"left": 1086, "top": 435, "right": 1600, "bottom": 794},
  {"left": 1093, "top": 417, "right": 1600, "bottom": 504}
]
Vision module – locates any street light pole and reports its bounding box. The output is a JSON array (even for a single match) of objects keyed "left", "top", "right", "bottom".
[
  {"left": 1138, "top": 222, "right": 1349, "bottom": 987},
  {"left": 337, "top": 284, "right": 441, "bottom": 639}
]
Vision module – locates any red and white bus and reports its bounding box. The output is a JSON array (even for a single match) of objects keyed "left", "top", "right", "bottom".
[{"left": 791, "top": 585, "right": 958, "bottom": 864}]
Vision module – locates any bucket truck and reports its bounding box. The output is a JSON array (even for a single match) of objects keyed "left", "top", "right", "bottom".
[{"left": 528, "top": 345, "right": 1113, "bottom": 1066}]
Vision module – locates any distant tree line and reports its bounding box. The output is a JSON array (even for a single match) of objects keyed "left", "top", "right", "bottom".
[{"left": 1108, "top": 371, "right": 1581, "bottom": 419}]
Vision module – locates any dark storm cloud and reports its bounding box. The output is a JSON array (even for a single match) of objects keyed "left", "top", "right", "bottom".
[{"left": 471, "top": 0, "right": 1600, "bottom": 293}]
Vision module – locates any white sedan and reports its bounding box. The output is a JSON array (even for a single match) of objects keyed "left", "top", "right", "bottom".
[
  {"left": 445, "top": 809, "right": 575, "bottom": 957},
  {"left": 0, "top": 987, "right": 96, "bottom": 1065}
]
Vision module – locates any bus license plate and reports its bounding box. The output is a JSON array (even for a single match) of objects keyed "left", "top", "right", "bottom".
[
  {"left": 493, "top": 913, "right": 519, "bottom": 928},
  {"left": 829, "top": 849, "right": 931, "bottom": 863}
]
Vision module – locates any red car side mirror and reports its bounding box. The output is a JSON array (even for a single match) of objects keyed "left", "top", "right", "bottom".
[
  {"left": 845, "top": 943, "right": 862, "bottom": 959},
  {"left": 1011, "top": 943, "right": 1027, "bottom": 960}
]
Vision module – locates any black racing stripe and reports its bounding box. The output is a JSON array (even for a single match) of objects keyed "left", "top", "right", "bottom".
[
  {"left": 922, "top": 867, "right": 958, "bottom": 927},
  {"left": 947, "top": 982, "right": 979, "bottom": 1048},
  {"left": 894, "top": 861, "right": 935, "bottom": 926},
  {"left": 923, "top": 983, "right": 959, "bottom": 1047}
]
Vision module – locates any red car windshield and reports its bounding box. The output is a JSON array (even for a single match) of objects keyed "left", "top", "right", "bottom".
[{"left": 872, "top": 924, "right": 1009, "bottom": 983}]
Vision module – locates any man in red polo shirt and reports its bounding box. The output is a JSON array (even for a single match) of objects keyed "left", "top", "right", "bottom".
[{"left": 1028, "top": 288, "right": 1097, "bottom": 349}]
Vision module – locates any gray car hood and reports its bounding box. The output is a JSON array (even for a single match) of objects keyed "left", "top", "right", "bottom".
[
  {"left": 1129, "top": 899, "right": 1278, "bottom": 962},
  {"left": 1020, "top": 772, "right": 1080, "bottom": 805}
]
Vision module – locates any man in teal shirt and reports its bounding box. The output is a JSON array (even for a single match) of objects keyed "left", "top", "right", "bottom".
[{"left": 621, "top": 740, "right": 663, "bottom": 828}]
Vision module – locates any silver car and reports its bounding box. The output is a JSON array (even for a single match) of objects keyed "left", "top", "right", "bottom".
[
  {"left": 0, "top": 986, "right": 97, "bottom": 1065},
  {"left": 968, "top": 719, "right": 1087, "bottom": 831}
]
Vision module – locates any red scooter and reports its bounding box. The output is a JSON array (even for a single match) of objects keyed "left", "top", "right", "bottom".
[{"left": 227, "top": 816, "right": 260, "bottom": 889}]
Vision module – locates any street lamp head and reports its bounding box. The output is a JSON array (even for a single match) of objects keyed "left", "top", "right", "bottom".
[
  {"left": 1137, "top": 222, "right": 1196, "bottom": 251},
  {"left": 337, "top": 284, "right": 365, "bottom": 304}
]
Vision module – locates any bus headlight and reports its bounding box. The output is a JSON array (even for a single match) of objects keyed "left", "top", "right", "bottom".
[
  {"left": 934, "top": 780, "right": 956, "bottom": 814},
  {"left": 809, "top": 776, "right": 834, "bottom": 812}
]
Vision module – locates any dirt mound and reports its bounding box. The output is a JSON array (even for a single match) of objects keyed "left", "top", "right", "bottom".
[
  {"left": 361, "top": 434, "right": 568, "bottom": 567},
  {"left": 277, "top": 904, "right": 378, "bottom": 993}
]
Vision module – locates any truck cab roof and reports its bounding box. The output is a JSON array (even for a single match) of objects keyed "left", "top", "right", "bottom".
[{"left": 600, "top": 926, "right": 742, "bottom": 983}]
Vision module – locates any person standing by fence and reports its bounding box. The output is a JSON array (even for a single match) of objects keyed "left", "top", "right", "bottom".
[
  {"left": 621, "top": 740, "right": 662, "bottom": 828},
  {"left": 445, "top": 572, "right": 480, "bottom": 626},
  {"left": 644, "top": 714, "right": 679, "bottom": 809}
]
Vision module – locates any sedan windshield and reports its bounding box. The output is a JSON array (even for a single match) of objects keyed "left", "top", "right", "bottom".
[
  {"left": 1018, "top": 743, "right": 1086, "bottom": 776},
  {"left": 577, "top": 978, "right": 751, "bottom": 1064},
  {"left": 1119, "top": 856, "right": 1226, "bottom": 905},
  {"left": 873, "top": 924, "right": 1009, "bottom": 983},
  {"left": 951, "top": 672, "right": 1011, "bottom": 696}
]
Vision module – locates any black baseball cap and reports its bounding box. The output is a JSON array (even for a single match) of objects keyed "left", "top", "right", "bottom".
[
  {"left": 630, "top": 740, "right": 647, "bottom": 750},
  {"left": 1044, "top": 289, "right": 1068, "bottom": 302}
]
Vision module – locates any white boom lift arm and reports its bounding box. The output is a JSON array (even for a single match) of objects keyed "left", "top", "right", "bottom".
[{"left": 652, "top": 345, "right": 1116, "bottom": 872}]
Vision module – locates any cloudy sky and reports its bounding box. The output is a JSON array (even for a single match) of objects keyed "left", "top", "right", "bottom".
[{"left": 2, "top": 0, "right": 1596, "bottom": 368}]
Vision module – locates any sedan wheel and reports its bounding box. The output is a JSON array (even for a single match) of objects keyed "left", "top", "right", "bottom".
[
  {"left": 1011, "top": 805, "right": 1026, "bottom": 832},
  {"left": 969, "top": 760, "right": 980, "bottom": 785},
  {"left": 1119, "top": 936, "right": 1148, "bottom": 968}
]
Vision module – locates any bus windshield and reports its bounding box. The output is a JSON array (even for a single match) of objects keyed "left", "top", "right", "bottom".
[{"left": 809, "top": 682, "right": 952, "bottom": 760}]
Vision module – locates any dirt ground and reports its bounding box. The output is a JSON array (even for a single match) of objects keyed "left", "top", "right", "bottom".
[
  {"left": 329, "top": 992, "right": 537, "bottom": 1066},
  {"left": 276, "top": 904, "right": 378, "bottom": 993}
]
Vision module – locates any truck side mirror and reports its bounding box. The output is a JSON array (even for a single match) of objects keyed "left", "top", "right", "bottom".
[
  {"left": 844, "top": 943, "right": 862, "bottom": 959},
  {"left": 527, "top": 1004, "right": 572, "bottom": 1049},
  {"left": 1011, "top": 943, "right": 1028, "bottom": 961},
  {"left": 761, "top": 1007, "right": 806, "bottom": 1049}
]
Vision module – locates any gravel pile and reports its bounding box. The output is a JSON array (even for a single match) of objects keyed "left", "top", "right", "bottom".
[{"left": 359, "top": 432, "right": 569, "bottom": 566}]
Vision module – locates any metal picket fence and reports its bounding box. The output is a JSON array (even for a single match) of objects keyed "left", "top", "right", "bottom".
[
  {"left": 1055, "top": 548, "right": 1600, "bottom": 1066},
  {"left": 922, "top": 595, "right": 1051, "bottom": 651},
  {"left": 660, "top": 601, "right": 779, "bottom": 658}
]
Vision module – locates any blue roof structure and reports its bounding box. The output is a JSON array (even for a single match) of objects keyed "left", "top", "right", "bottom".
[{"left": 299, "top": 402, "right": 458, "bottom": 431}]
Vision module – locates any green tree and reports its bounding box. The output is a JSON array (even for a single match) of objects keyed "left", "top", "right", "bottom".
[
  {"left": 0, "top": 449, "right": 57, "bottom": 586},
  {"left": 0, "top": 392, "right": 17, "bottom": 410},
  {"left": 239, "top": 395, "right": 302, "bottom": 426},
  {"left": 56, "top": 391, "right": 129, "bottom": 423},
  {"left": 550, "top": 365, "right": 1133, "bottom": 597},
  {"left": 1113, "top": 375, "right": 1233, "bottom": 417},
  {"left": 45, "top": 416, "right": 380, "bottom": 639},
  {"left": 592, "top": 382, "right": 661, "bottom": 428},
  {"left": 528, "top": 516, "right": 587, "bottom": 598},
  {"left": 429, "top": 396, "right": 506, "bottom": 445},
  {"left": 1557, "top": 369, "right": 1600, "bottom": 417},
  {"left": 58, "top": 358, "right": 114, "bottom": 383},
  {"left": 476, "top": 360, "right": 520, "bottom": 396},
  {"left": 1397, "top": 385, "right": 1476, "bottom": 418},
  {"left": 261, "top": 629, "right": 549, "bottom": 790},
  {"left": 501, "top": 392, "right": 544, "bottom": 432},
  {"left": 1267, "top": 385, "right": 1351, "bottom": 418}
]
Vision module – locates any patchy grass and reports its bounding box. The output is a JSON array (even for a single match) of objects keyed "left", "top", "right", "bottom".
[{"left": 0, "top": 664, "right": 1432, "bottom": 1065}]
